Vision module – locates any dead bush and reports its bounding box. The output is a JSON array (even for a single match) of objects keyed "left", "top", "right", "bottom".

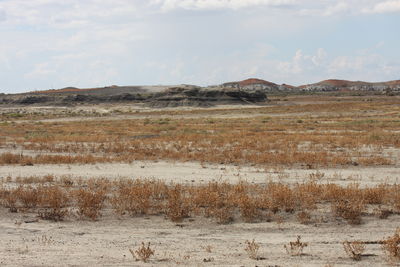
[
  {"left": 263, "top": 183, "right": 296, "bottom": 213},
  {"left": 244, "top": 239, "right": 260, "bottom": 260},
  {"left": 332, "top": 200, "right": 364, "bottom": 225},
  {"left": 296, "top": 211, "right": 312, "bottom": 225},
  {"left": 74, "top": 188, "right": 107, "bottom": 220},
  {"left": 381, "top": 228, "right": 400, "bottom": 261},
  {"left": 129, "top": 242, "right": 154, "bottom": 262},
  {"left": 2, "top": 188, "right": 18, "bottom": 212},
  {"left": 284, "top": 236, "right": 307, "bottom": 256},
  {"left": 166, "top": 184, "right": 190, "bottom": 222},
  {"left": 16, "top": 186, "right": 39, "bottom": 209},
  {"left": 111, "top": 180, "right": 155, "bottom": 216},
  {"left": 238, "top": 194, "right": 260, "bottom": 223},
  {"left": 343, "top": 240, "right": 365, "bottom": 261},
  {"left": 38, "top": 186, "right": 69, "bottom": 221}
]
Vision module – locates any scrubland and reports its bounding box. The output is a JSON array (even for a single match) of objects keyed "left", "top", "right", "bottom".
[{"left": 0, "top": 95, "right": 400, "bottom": 266}]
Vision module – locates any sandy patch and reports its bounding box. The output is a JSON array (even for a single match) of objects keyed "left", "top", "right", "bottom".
[
  {"left": 0, "top": 207, "right": 397, "bottom": 266},
  {"left": 1, "top": 161, "right": 399, "bottom": 186}
]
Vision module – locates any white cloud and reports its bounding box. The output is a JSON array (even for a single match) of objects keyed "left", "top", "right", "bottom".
[
  {"left": 312, "top": 48, "right": 327, "bottom": 66},
  {"left": 25, "top": 62, "right": 56, "bottom": 78},
  {"left": 363, "top": 1, "right": 400, "bottom": 14},
  {"left": 278, "top": 48, "right": 327, "bottom": 74},
  {"left": 153, "top": 0, "right": 295, "bottom": 11},
  {"left": 0, "top": 7, "right": 6, "bottom": 22},
  {"left": 303, "top": 2, "right": 348, "bottom": 16}
]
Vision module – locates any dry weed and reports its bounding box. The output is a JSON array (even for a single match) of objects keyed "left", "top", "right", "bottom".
[
  {"left": 130, "top": 242, "right": 155, "bottom": 262},
  {"left": 342, "top": 240, "right": 365, "bottom": 261},
  {"left": 332, "top": 199, "right": 364, "bottom": 225},
  {"left": 381, "top": 228, "right": 400, "bottom": 262},
  {"left": 38, "top": 186, "right": 69, "bottom": 221},
  {"left": 244, "top": 239, "right": 260, "bottom": 260},
  {"left": 284, "top": 236, "right": 308, "bottom": 256},
  {"left": 166, "top": 185, "right": 190, "bottom": 222},
  {"left": 74, "top": 188, "right": 107, "bottom": 220}
]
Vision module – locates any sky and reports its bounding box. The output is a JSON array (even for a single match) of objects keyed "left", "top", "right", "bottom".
[{"left": 0, "top": 0, "right": 399, "bottom": 93}]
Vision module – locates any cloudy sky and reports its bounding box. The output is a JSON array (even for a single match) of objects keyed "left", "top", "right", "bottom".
[{"left": 0, "top": 0, "right": 399, "bottom": 93}]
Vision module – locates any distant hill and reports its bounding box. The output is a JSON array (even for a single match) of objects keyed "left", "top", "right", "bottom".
[
  {"left": 221, "top": 78, "right": 295, "bottom": 91},
  {"left": 299, "top": 79, "right": 400, "bottom": 92},
  {"left": 1, "top": 77, "right": 399, "bottom": 107}
]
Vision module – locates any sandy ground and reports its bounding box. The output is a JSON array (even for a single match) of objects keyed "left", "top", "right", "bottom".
[
  {"left": 1, "top": 162, "right": 399, "bottom": 266},
  {"left": 1, "top": 206, "right": 398, "bottom": 267},
  {"left": 1, "top": 161, "right": 399, "bottom": 187}
]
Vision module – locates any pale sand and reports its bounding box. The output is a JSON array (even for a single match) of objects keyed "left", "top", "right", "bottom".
[
  {"left": 1, "top": 161, "right": 399, "bottom": 186},
  {"left": 0, "top": 206, "right": 397, "bottom": 266}
]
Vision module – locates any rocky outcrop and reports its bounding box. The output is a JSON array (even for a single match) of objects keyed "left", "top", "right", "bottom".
[
  {"left": 147, "top": 87, "right": 267, "bottom": 107},
  {"left": 0, "top": 86, "right": 268, "bottom": 107},
  {"left": 222, "top": 78, "right": 279, "bottom": 91},
  {"left": 221, "top": 78, "right": 296, "bottom": 92}
]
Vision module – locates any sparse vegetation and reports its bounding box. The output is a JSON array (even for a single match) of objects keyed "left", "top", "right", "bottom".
[
  {"left": 1, "top": 178, "right": 400, "bottom": 226},
  {"left": 1, "top": 96, "right": 400, "bottom": 265},
  {"left": 1, "top": 97, "right": 398, "bottom": 168}
]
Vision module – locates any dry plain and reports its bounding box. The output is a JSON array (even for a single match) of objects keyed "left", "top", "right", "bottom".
[{"left": 1, "top": 95, "right": 400, "bottom": 266}]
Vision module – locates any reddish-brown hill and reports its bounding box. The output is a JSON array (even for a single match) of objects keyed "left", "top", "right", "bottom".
[{"left": 238, "top": 78, "right": 277, "bottom": 87}]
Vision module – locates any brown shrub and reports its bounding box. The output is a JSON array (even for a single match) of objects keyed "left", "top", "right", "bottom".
[
  {"left": 244, "top": 239, "right": 260, "bottom": 260},
  {"left": 238, "top": 194, "right": 260, "bottom": 223},
  {"left": 74, "top": 188, "right": 107, "bottom": 220},
  {"left": 16, "top": 186, "right": 39, "bottom": 209},
  {"left": 2, "top": 188, "right": 18, "bottom": 212},
  {"left": 111, "top": 180, "right": 155, "bottom": 216},
  {"left": 381, "top": 228, "right": 400, "bottom": 261},
  {"left": 331, "top": 199, "right": 364, "bottom": 225},
  {"left": 262, "top": 183, "right": 296, "bottom": 213},
  {"left": 362, "top": 184, "right": 388, "bottom": 205},
  {"left": 284, "top": 236, "right": 308, "bottom": 256},
  {"left": 166, "top": 184, "right": 190, "bottom": 222},
  {"left": 0, "top": 152, "right": 23, "bottom": 164},
  {"left": 343, "top": 240, "right": 365, "bottom": 261},
  {"left": 129, "top": 242, "right": 155, "bottom": 262},
  {"left": 38, "top": 186, "right": 69, "bottom": 221}
]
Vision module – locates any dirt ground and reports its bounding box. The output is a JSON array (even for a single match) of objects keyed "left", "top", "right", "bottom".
[{"left": 1, "top": 100, "right": 400, "bottom": 266}]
